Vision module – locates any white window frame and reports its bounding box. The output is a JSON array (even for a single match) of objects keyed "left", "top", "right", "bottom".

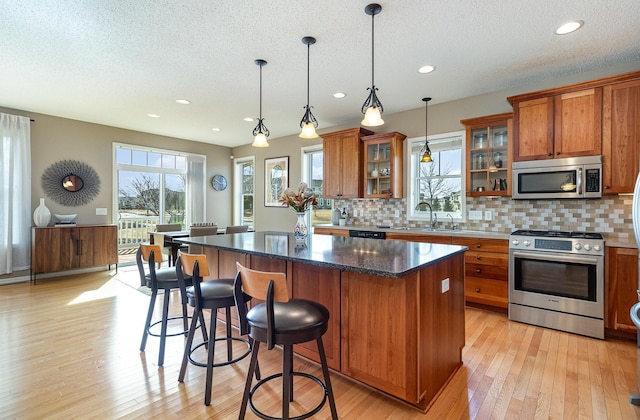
[
  {"left": 233, "top": 155, "right": 255, "bottom": 228},
  {"left": 405, "top": 130, "right": 466, "bottom": 223},
  {"left": 300, "top": 144, "right": 323, "bottom": 227}
]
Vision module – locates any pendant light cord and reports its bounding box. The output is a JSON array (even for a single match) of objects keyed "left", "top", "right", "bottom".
[
  {"left": 306, "top": 42, "right": 310, "bottom": 106},
  {"left": 259, "top": 64, "right": 263, "bottom": 119},
  {"left": 371, "top": 12, "right": 375, "bottom": 87}
]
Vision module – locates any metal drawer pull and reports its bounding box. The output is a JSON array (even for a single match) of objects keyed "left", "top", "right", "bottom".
[{"left": 476, "top": 288, "right": 481, "bottom": 293}]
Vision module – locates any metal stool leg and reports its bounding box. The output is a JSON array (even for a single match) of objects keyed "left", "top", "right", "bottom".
[
  {"left": 282, "top": 345, "right": 293, "bottom": 419},
  {"left": 239, "top": 341, "right": 261, "bottom": 419},
  {"left": 158, "top": 288, "right": 171, "bottom": 366},
  {"left": 140, "top": 289, "right": 157, "bottom": 352},
  {"left": 317, "top": 337, "right": 338, "bottom": 420},
  {"left": 204, "top": 308, "right": 218, "bottom": 406},
  {"left": 178, "top": 308, "right": 200, "bottom": 382}
]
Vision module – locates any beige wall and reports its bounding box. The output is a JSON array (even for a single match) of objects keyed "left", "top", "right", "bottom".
[
  {"left": 0, "top": 106, "right": 232, "bottom": 227},
  {"left": 233, "top": 60, "right": 640, "bottom": 231}
]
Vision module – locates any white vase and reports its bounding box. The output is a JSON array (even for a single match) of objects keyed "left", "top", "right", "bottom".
[
  {"left": 293, "top": 212, "right": 308, "bottom": 242},
  {"left": 33, "top": 197, "right": 51, "bottom": 227}
]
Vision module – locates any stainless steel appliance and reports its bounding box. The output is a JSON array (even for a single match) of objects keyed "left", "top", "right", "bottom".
[
  {"left": 349, "top": 230, "right": 386, "bottom": 239},
  {"left": 512, "top": 155, "right": 602, "bottom": 200},
  {"left": 509, "top": 229, "right": 604, "bottom": 339}
]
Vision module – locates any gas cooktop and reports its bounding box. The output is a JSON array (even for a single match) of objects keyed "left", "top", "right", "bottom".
[{"left": 511, "top": 230, "right": 603, "bottom": 240}]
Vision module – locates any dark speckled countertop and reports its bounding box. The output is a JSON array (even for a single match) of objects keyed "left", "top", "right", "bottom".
[{"left": 176, "top": 231, "right": 467, "bottom": 279}]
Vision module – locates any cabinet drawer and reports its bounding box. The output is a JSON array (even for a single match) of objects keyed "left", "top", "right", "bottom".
[
  {"left": 452, "top": 237, "right": 508, "bottom": 253},
  {"left": 314, "top": 227, "right": 349, "bottom": 237},
  {"left": 465, "top": 250, "right": 508, "bottom": 266},
  {"left": 465, "top": 277, "right": 508, "bottom": 308},
  {"left": 465, "top": 263, "right": 508, "bottom": 281}
]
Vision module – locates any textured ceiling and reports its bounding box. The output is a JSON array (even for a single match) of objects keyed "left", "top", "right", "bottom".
[{"left": 1, "top": 1, "right": 640, "bottom": 147}]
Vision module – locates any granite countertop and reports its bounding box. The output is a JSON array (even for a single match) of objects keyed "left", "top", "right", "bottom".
[
  {"left": 314, "top": 224, "right": 510, "bottom": 240},
  {"left": 177, "top": 231, "right": 467, "bottom": 279}
]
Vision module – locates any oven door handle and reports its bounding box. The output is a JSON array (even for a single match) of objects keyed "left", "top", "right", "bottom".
[{"left": 511, "top": 250, "right": 601, "bottom": 265}]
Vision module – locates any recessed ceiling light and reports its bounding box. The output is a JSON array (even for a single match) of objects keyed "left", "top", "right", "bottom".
[
  {"left": 555, "top": 20, "right": 584, "bottom": 35},
  {"left": 332, "top": 92, "right": 346, "bottom": 99},
  {"left": 147, "top": 113, "right": 160, "bottom": 118},
  {"left": 212, "top": 128, "right": 221, "bottom": 132},
  {"left": 418, "top": 65, "right": 435, "bottom": 74},
  {"left": 176, "top": 99, "right": 191, "bottom": 105},
  {"left": 243, "top": 117, "right": 254, "bottom": 122}
]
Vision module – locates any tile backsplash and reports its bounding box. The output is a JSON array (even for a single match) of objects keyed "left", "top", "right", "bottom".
[{"left": 333, "top": 195, "right": 634, "bottom": 244}]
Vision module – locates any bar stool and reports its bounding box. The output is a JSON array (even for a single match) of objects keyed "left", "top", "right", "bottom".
[
  {"left": 233, "top": 263, "right": 338, "bottom": 420},
  {"left": 176, "top": 252, "right": 255, "bottom": 406},
  {"left": 137, "top": 244, "right": 201, "bottom": 367}
]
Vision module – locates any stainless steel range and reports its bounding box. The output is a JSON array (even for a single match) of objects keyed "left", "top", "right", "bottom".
[{"left": 509, "top": 229, "right": 605, "bottom": 339}]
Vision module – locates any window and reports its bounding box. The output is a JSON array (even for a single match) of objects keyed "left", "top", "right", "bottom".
[
  {"left": 234, "top": 156, "right": 254, "bottom": 229},
  {"left": 407, "top": 131, "right": 465, "bottom": 221},
  {"left": 114, "top": 144, "right": 205, "bottom": 247},
  {"left": 301, "top": 145, "right": 328, "bottom": 226}
]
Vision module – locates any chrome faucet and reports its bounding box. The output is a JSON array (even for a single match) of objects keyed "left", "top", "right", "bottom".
[
  {"left": 415, "top": 201, "right": 437, "bottom": 230},
  {"left": 446, "top": 213, "right": 457, "bottom": 230}
]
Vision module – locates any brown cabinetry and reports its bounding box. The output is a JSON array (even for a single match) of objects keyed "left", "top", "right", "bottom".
[
  {"left": 361, "top": 131, "right": 406, "bottom": 198},
  {"left": 312, "top": 226, "right": 349, "bottom": 236},
  {"left": 461, "top": 113, "right": 512, "bottom": 196},
  {"left": 31, "top": 225, "right": 118, "bottom": 282},
  {"left": 602, "top": 80, "right": 640, "bottom": 194},
  {"left": 605, "top": 247, "right": 638, "bottom": 334},
  {"left": 510, "top": 88, "right": 602, "bottom": 161},
  {"left": 322, "top": 127, "right": 374, "bottom": 198},
  {"left": 451, "top": 237, "right": 509, "bottom": 309}
]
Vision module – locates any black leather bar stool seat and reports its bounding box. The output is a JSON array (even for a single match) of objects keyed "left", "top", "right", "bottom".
[
  {"left": 176, "top": 253, "right": 255, "bottom": 406},
  {"left": 234, "top": 263, "right": 338, "bottom": 420},
  {"left": 137, "top": 244, "right": 197, "bottom": 367}
]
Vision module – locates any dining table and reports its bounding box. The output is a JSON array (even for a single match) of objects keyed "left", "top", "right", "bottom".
[{"left": 149, "top": 229, "right": 226, "bottom": 265}]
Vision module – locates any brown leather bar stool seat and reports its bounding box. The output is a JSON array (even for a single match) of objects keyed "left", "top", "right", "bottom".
[
  {"left": 176, "top": 252, "right": 255, "bottom": 406},
  {"left": 234, "top": 263, "right": 338, "bottom": 420},
  {"left": 137, "top": 244, "right": 200, "bottom": 367}
]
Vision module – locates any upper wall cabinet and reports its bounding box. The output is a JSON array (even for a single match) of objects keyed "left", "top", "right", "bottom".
[
  {"left": 602, "top": 79, "right": 640, "bottom": 194},
  {"left": 509, "top": 88, "right": 603, "bottom": 161},
  {"left": 461, "top": 113, "right": 513, "bottom": 196},
  {"left": 322, "top": 127, "right": 374, "bottom": 199},
  {"left": 361, "top": 132, "right": 406, "bottom": 198}
]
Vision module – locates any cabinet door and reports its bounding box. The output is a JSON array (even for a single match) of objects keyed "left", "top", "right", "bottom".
[
  {"left": 602, "top": 80, "right": 640, "bottom": 194},
  {"left": 32, "top": 228, "right": 76, "bottom": 274},
  {"left": 554, "top": 88, "right": 602, "bottom": 158},
  {"left": 90, "top": 225, "right": 118, "bottom": 266},
  {"left": 513, "top": 97, "right": 554, "bottom": 161},
  {"left": 362, "top": 132, "right": 405, "bottom": 198},
  {"left": 322, "top": 136, "right": 343, "bottom": 198},
  {"left": 606, "top": 247, "right": 638, "bottom": 333},
  {"left": 340, "top": 132, "right": 362, "bottom": 198}
]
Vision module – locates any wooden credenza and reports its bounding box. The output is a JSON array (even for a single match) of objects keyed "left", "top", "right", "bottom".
[{"left": 31, "top": 224, "right": 118, "bottom": 283}]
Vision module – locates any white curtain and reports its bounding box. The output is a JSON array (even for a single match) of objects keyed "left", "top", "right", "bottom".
[
  {"left": 0, "top": 113, "right": 31, "bottom": 273},
  {"left": 186, "top": 156, "right": 206, "bottom": 225}
]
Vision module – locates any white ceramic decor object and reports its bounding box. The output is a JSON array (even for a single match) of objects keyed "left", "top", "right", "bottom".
[
  {"left": 33, "top": 198, "right": 51, "bottom": 227},
  {"left": 54, "top": 214, "right": 77, "bottom": 223}
]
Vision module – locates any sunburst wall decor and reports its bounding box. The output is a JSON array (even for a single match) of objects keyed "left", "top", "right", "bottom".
[{"left": 41, "top": 160, "right": 101, "bottom": 207}]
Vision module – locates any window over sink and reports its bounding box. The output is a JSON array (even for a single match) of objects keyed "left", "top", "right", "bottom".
[{"left": 407, "top": 131, "right": 466, "bottom": 222}]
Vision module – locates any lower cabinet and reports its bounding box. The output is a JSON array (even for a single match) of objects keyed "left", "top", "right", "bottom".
[
  {"left": 605, "top": 246, "right": 638, "bottom": 334},
  {"left": 31, "top": 225, "right": 117, "bottom": 282}
]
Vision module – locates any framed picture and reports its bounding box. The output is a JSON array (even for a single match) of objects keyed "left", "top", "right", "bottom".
[{"left": 264, "top": 156, "right": 289, "bottom": 207}]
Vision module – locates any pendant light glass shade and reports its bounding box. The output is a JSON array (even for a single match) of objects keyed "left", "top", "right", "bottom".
[
  {"left": 420, "top": 97, "right": 433, "bottom": 163},
  {"left": 361, "top": 3, "right": 384, "bottom": 127},
  {"left": 299, "top": 36, "right": 318, "bottom": 139},
  {"left": 252, "top": 59, "right": 269, "bottom": 148}
]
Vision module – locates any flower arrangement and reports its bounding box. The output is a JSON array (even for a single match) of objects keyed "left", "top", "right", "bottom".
[{"left": 279, "top": 182, "right": 317, "bottom": 213}]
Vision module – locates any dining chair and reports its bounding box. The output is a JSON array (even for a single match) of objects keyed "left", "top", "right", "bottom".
[
  {"left": 188, "top": 225, "right": 218, "bottom": 253},
  {"left": 225, "top": 225, "right": 249, "bottom": 234},
  {"left": 153, "top": 223, "right": 182, "bottom": 265}
]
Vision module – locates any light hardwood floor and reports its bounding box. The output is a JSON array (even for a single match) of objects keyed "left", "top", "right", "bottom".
[{"left": 1, "top": 267, "right": 639, "bottom": 419}]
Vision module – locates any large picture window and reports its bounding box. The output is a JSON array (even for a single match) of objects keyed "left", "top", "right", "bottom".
[{"left": 407, "top": 131, "right": 465, "bottom": 221}]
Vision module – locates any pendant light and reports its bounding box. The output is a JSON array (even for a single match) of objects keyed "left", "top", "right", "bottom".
[
  {"left": 299, "top": 36, "right": 319, "bottom": 139},
  {"left": 252, "top": 59, "right": 269, "bottom": 148},
  {"left": 420, "top": 97, "right": 433, "bottom": 163},
  {"left": 361, "top": 3, "right": 384, "bottom": 127}
]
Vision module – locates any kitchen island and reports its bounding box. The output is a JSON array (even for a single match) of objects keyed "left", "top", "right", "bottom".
[{"left": 176, "top": 231, "right": 467, "bottom": 412}]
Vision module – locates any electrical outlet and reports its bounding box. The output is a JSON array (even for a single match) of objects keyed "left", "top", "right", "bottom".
[
  {"left": 96, "top": 208, "right": 107, "bottom": 216},
  {"left": 469, "top": 210, "right": 482, "bottom": 220},
  {"left": 484, "top": 210, "right": 493, "bottom": 221},
  {"left": 394, "top": 210, "right": 400, "bottom": 218},
  {"left": 441, "top": 278, "right": 450, "bottom": 293}
]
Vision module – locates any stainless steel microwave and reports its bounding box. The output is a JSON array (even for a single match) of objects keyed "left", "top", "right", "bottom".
[{"left": 512, "top": 155, "right": 602, "bottom": 199}]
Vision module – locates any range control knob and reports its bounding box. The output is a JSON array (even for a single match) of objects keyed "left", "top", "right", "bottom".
[
  {"left": 593, "top": 245, "right": 602, "bottom": 252},
  {"left": 523, "top": 240, "right": 531, "bottom": 247},
  {"left": 574, "top": 243, "right": 582, "bottom": 250},
  {"left": 512, "top": 239, "right": 520, "bottom": 246},
  {"left": 583, "top": 244, "right": 592, "bottom": 251}
]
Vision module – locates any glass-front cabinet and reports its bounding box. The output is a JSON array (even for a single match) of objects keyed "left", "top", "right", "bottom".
[
  {"left": 461, "top": 113, "right": 513, "bottom": 197},
  {"left": 361, "top": 132, "right": 406, "bottom": 198}
]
